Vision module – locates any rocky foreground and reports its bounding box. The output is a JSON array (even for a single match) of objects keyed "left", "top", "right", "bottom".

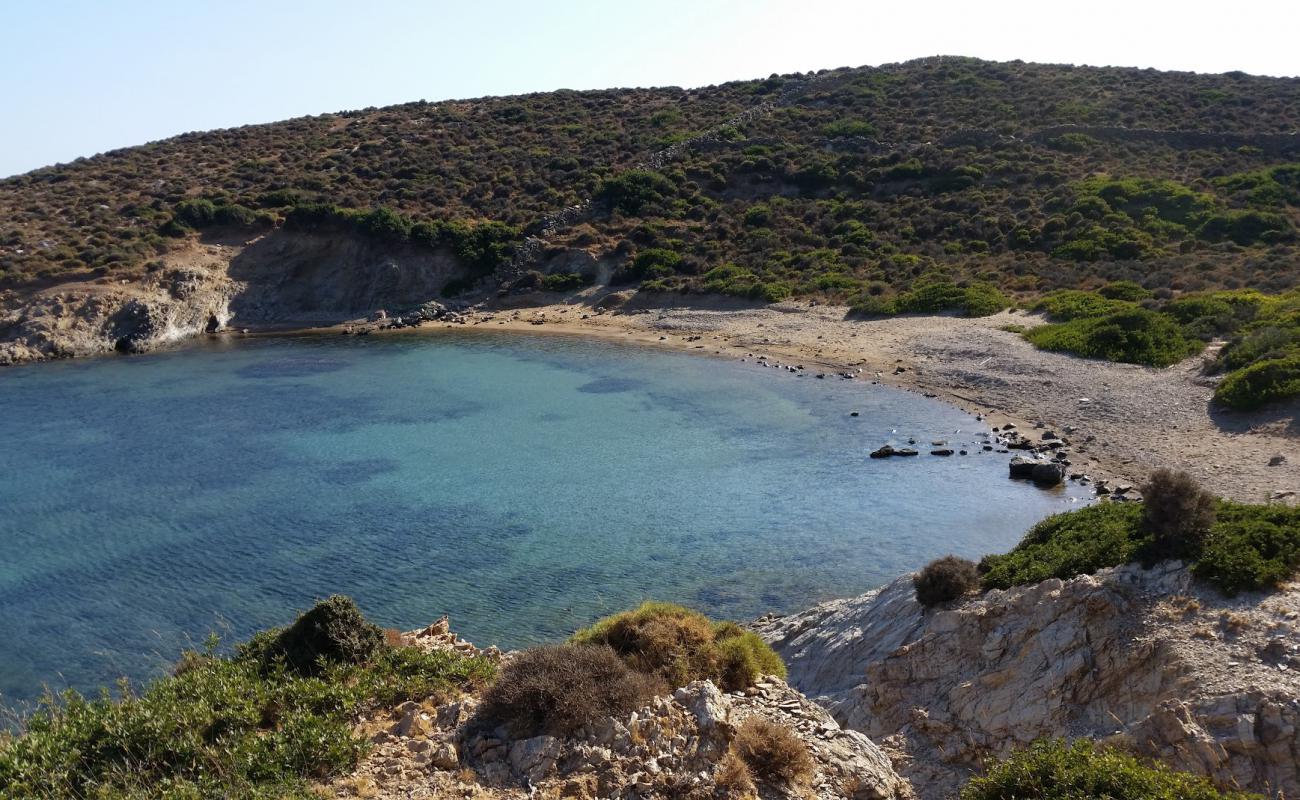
[
  {"left": 327, "top": 621, "right": 910, "bottom": 799},
  {"left": 757, "top": 562, "right": 1300, "bottom": 799},
  {"left": 323, "top": 563, "right": 1300, "bottom": 800}
]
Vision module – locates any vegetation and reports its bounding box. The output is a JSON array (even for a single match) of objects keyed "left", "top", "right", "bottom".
[
  {"left": 913, "top": 555, "right": 981, "bottom": 606},
  {"left": 1021, "top": 287, "right": 1300, "bottom": 408},
  {"left": 474, "top": 644, "right": 664, "bottom": 738},
  {"left": 570, "top": 602, "right": 785, "bottom": 691},
  {"left": 731, "top": 717, "right": 814, "bottom": 787},
  {"left": 0, "top": 598, "right": 494, "bottom": 798},
  {"left": 979, "top": 483, "right": 1300, "bottom": 596},
  {"left": 1141, "top": 469, "right": 1217, "bottom": 560},
  {"left": 961, "top": 738, "right": 1264, "bottom": 800},
  {"left": 4, "top": 59, "right": 1299, "bottom": 313}
]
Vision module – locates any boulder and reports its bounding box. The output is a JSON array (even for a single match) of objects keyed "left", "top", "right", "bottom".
[
  {"left": 870, "top": 446, "right": 896, "bottom": 459},
  {"left": 1008, "top": 456, "right": 1038, "bottom": 479},
  {"left": 1031, "top": 462, "right": 1065, "bottom": 486}
]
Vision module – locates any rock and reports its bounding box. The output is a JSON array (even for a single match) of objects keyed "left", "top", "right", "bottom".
[
  {"left": 870, "top": 446, "right": 896, "bottom": 459},
  {"left": 1269, "top": 455, "right": 1287, "bottom": 467},
  {"left": 895, "top": 448, "right": 919, "bottom": 456},
  {"left": 1008, "top": 456, "right": 1039, "bottom": 479},
  {"left": 930, "top": 449, "right": 954, "bottom": 456},
  {"left": 757, "top": 562, "right": 1300, "bottom": 799},
  {"left": 1031, "top": 462, "right": 1065, "bottom": 486},
  {"left": 509, "top": 735, "right": 561, "bottom": 783}
]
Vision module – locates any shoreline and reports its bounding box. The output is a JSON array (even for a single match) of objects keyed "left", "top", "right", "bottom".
[{"left": 294, "top": 295, "right": 1295, "bottom": 505}]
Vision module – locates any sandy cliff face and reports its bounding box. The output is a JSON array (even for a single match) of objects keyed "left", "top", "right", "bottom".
[
  {"left": 757, "top": 563, "right": 1300, "bottom": 799},
  {"left": 0, "top": 266, "right": 237, "bottom": 365},
  {"left": 0, "top": 230, "right": 469, "bottom": 364}
]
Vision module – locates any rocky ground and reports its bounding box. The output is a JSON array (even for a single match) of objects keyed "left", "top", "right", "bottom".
[
  {"left": 756, "top": 562, "right": 1300, "bottom": 800},
  {"left": 323, "top": 620, "right": 910, "bottom": 800}
]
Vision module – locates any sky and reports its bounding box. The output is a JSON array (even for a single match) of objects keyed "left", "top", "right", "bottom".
[{"left": 2, "top": 0, "right": 1298, "bottom": 178}]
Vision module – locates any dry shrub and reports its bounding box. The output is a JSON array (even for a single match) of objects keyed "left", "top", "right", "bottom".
[
  {"left": 913, "top": 555, "right": 981, "bottom": 607},
  {"left": 476, "top": 644, "right": 665, "bottom": 738},
  {"left": 570, "top": 602, "right": 786, "bottom": 691},
  {"left": 1141, "top": 469, "right": 1217, "bottom": 559},
  {"left": 714, "top": 751, "right": 756, "bottom": 797},
  {"left": 382, "top": 628, "right": 406, "bottom": 647},
  {"left": 733, "top": 717, "right": 814, "bottom": 787}
]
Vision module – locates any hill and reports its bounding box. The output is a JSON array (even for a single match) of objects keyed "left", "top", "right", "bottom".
[
  {"left": 5, "top": 57, "right": 1300, "bottom": 296},
  {"left": 3, "top": 57, "right": 1300, "bottom": 396}
]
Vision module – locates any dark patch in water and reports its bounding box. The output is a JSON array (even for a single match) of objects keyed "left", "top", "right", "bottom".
[
  {"left": 236, "top": 357, "right": 351, "bottom": 379},
  {"left": 577, "top": 377, "right": 643, "bottom": 394},
  {"left": 318, "top": 458, "right": 401, "bottom": 485}
]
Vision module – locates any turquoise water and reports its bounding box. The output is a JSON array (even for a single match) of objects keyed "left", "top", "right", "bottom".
[{"left": 0, "top": 331, "right": 1086, "bottom": 705}]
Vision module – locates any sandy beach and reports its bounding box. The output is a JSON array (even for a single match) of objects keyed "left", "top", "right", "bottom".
[{"left": 380, "top": 293, "right": 1300, "bottom": 505}]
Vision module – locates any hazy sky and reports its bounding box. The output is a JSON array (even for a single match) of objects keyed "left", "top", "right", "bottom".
[{"left": 3, "top": 0, "right": 1298, "bottom": 178}]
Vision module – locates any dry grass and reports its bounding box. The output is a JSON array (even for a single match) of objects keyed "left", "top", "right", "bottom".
[
  {"left": 732, "top": 717, "right": 815, "bottom": 788},
  {"left": 714, "top": 751, "right": 757, "bottom": 798},
  {"left": 570, "top": 602, "right": 785, "bottom": 691}
]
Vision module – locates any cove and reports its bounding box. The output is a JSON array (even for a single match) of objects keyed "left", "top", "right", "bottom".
[{"left": 0, "top": 331, "right": 1087, "bottom": 705}]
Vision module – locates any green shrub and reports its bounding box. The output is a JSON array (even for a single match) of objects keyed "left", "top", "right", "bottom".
[
  {"left": 0, "top": 603, "right": 493, "bottom": 798},
  {"left": 892, "top": 281, "right": 1008, "bottom": 317},
  {"left": 980, "top": 503, "right": 1147, "bottom": 591},
  {"left": 627, "top": 248, "right": 683, "bottom": 281},
  {"left": 1193, "top": 504, "right": 1300, "bottom": 595},
  {"left": 914, "top": 556, "right": 980, "bottom": 606},
  {"left": 1214, "top": 354, "right": 1300, "bottom": 410},
  {"left": 961, "top": 738, "right": 1263, "bottom": 800},
  {"left": 541, "top": 271, "right": 589, "bottom": 292},
  {"left": 597, "top": 170, "right": 676, "bottom": 215},
  {"left": 570, "top": 602, "right": 785, "bottom": 691},
  {"left": 1140, "top": 469, "right": 1217, "bottom": 560},
  {"left": 1099, "top": 281, "right": 1152, "bottom": 301},
  {"left": 981, "top": 499, "right": 1300, "bottom": 595},
  {"left": 238, "top": 595, "right": 384, "bottom": 676},
  {"left": 822, "top": 119, "right": 877, "bottom": 138},
  {"left": 474, "top": 644, "right": 663, "bottom": 738},
  {"left": 1198, "top": 210, "right": 1292, "bottom": 245},
  {"left": 1032, "top": 290, "right": 1132, "bottom": 321},
  {"left": 1024, "top": 308, "right": 1203, "bottom": 367}
]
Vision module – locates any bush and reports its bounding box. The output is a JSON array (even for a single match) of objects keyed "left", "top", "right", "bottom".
[
  {"left": 0, "top": 607, "right": 493, "bottom": 798},
  {"left": 1193, "top": 503, "right": 1300, "bottom": 595},
  {"left": 597, "top": 170, "right": 676, "bottom": 215},
  {"left": 474, "top": 644, "right": 663, "bottom": 738},
  {"left": 961, "top": 738, "right": 1263, "bottom": 800},
  {"left": 732, "top": 717, "right": 814, "bottom": 787},
  {"left": 1099, "top": 280, "right": 1152, "bottom": 301},
  {"left": 1023, "top": 308, "right": 1203, "bottom": 367},
  {"left": 1141, "top": 470, "right": 1217, "bottom": 560},
  {"left": 1214, "top": 354, "right": 1300, "bottom": 410},
  {"left": 913, "top": 555, "right": 980, "bottom": 606},
  {"left": 238, "top": 595, "right": 384, "bottom": 676},
  {"left": 980, "top": 504, "right": 1146, "bottom": 591},
  {"left": 570, "top": 602, "right": 785, "bottom": 691},
  {"left": 980, "top": 499, "right": 1300, "bottom": 596},
  {"left": 541, "top": 271, "right": 589, "bottom": 292}
]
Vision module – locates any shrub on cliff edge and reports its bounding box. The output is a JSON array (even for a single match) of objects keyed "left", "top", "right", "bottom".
[
  {"left": 961, "top": 738, "right": 1263, "bottom": 799},
  {"left": 913, "top": 555, "right": 980, "bottom": 606},
  {"left": 475, "top": 644, "right": 664, "bottom": 738},
  {"left": 570, "top": 602, "right": 785, "bottom": 691},
  {"left": 1141, "top": 469, "right": 1217, "bottom": 560},
  {"left": 238, "top": 595, "right": 384, "bottom": 675}
]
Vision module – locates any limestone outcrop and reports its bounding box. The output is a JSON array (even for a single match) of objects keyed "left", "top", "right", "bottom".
[
  {"left": 756, "top": 563, "right": 1300, "bottom": 799},
  {"left": 329, "top": 623, "right": 912, "bottom": 800},
  {"left": 0, "top": 266, "right": 236, "bottom": 364}
]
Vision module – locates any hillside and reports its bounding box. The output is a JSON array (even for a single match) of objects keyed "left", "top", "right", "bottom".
[
  {"left": 3, "top": 57, "right": 1300, "bottom": 407},
  {"left": 4, "top": 57, "right": 1300, "bottom": 299}
]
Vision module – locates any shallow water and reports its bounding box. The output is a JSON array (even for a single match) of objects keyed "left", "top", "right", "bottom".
[{"left": 0, "top": 331, "right": 1086, "bottom": 704}]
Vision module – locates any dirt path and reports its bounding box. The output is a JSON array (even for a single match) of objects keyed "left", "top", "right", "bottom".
[{"left": 407, "top": 296, "right": 1298, "bottom": 505}]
